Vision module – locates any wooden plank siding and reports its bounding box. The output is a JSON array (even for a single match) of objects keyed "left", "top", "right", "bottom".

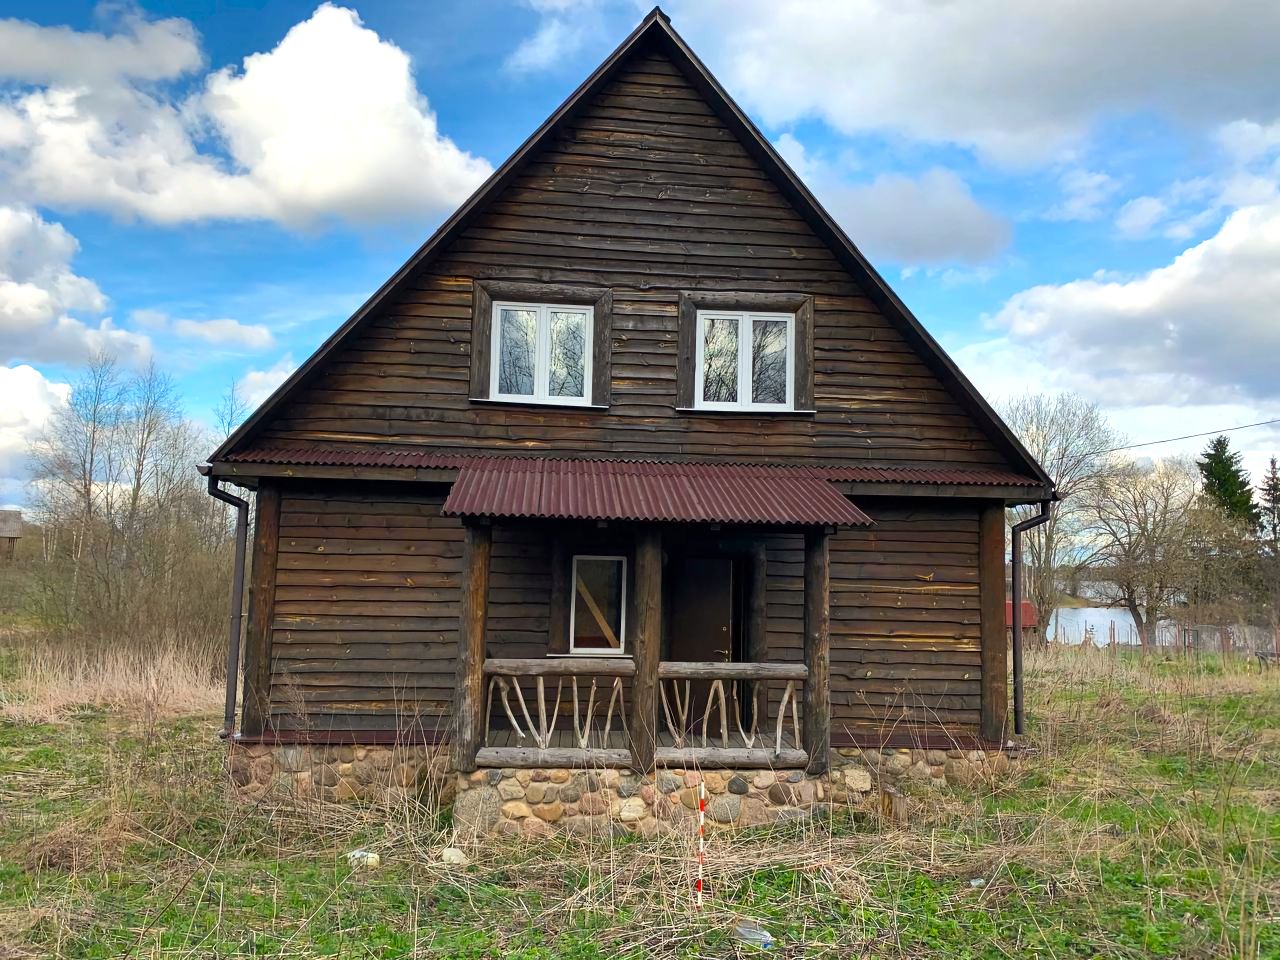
[
  {"left": 260, "top": 486, "right": 990, "bottom": 742},
  {"left": 249, "top": 49, "right": 1009, "bottom": 471}
]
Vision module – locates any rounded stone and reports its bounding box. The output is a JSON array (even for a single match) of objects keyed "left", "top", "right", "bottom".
[
  {"left": 725, "top": 775, "right": 749, "bottom": 795},
  {"left": 616, "top": 797, "right": 647, "bottom": 822},
  {"left": 578, "top": 791, "right": 609, "bottom": 816},
  {"left": 766, "top": 783, "right": 793, "bottom": 805},
  {"left": 549, "top": 769, "right": 571, "bottom": 783},
  {"left": 884, "top": 753, "right": 912, "bottom": 775},
  {"left": 678, "top": 787, "right": 701, "bottom": 810},
  {"left": 926, "top": 750, "right": 948, "bottom": 765},
  {"left": 656, "top": 772, "right": 682, "bottom": 794},
  {"left": 533, "top": 800, "right": 564, "bottom": 823},
  {"left": 703, "top": 772, "right": 727, "bottom": 794},
  {"left": 639, "top": 784, "right": 656, "bottom": 804},
  {"left": 738, "top": 797, "right": 770, "bottom": 827},
  {"left": 501, "top": 800, "right": 533, "bottom": 820},
  {"left": 515, "top": 770, "right": 533, "bottom": 786},
  {"left": 684, "top": 771, "right": 702, "bottom": 787},
  {"left": 525, "top": 782, "right": 548, "bottom": 804},
  {"left": 484, "top": 769, "right": 504, "bottom": 786},
  {"left": 453, "top": 786, "right": 502, "bottom": 834},
  {"left": 988, "top": 753, "right": 1012, "bottom": 775},
  {"left": 497, "top": 780, "right": 525, "bottom": 801},
  {"left": 556, "top": 782, "right": 582, "bottom": 803},
  {"left": 706, "top": 795, "right": 741, "bottom": 824},
  {"left": 617, "top": 775, "right": 641, "bottom": 798},
  {"left": 907, "top": 761, "right": 932, "bottom": 781},
  {"left": 752, "top": 771, "right": 774, "bottom": 790},
  {"left": 521, "top": 816, "right": 554, "bottom": 838},
  {"left": 843, "top": 767, "right": 873, "bottom": 792}
]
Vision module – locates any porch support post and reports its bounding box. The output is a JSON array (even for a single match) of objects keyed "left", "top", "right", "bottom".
[
  {"left": 452, "top": 521, "right": 491, "bottom": 773},
  {"left": 803, "top": 526, "right": 831, "bottom": 775},
  {"left": 747, "top": 541, "right": 769, "bottom": 663},
  {"left": 629, "top": 526, "right": 662, "bottom": 773},
  {"left": 978, "top": 503, "right": 1009, "bottom": 743}
]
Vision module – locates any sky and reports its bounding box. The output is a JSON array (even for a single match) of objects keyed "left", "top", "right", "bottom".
[{"left": 3, "top": 0, "right": 1280, "bottom": 509}]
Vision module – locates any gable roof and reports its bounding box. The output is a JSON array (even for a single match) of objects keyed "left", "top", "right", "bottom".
[{"left": 211, "top": 7, "right": 1052, "bottom": 491}]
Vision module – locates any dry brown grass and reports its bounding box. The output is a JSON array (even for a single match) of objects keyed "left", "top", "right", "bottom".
[{"left": 0, "top": 628, "right": 222, "bottom": 725}]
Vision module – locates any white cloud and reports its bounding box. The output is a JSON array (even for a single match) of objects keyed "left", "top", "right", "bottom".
[
  {"left": 1115, "top": 196, "right": 1169, "bottom": 237},
  {"left": 238, "top": 354, "right": 296, "bottom": 408},
  {"left": 0, "top": 11, "right": 202, "bottom": 85},
  {"left": 0, "top": 363, "right": 69, "bottom": 505},
  {"left": 131, "top": 310, "right": 273, "bottom": 350},
  {"left": 0, "top": 4, "right": 492, "bottom": 226},
  {"left": 950, "top": 198, "right": 1280, "bottom": 484},
  {"left": 505, "top": 0, "right": 604, "bottom": 74},
  {"left": 984, "top": 200, "right": 1280, "bottom": 406},
  {"left": 1044, "top": 169, "right": 1120, "bottom": 222},
  {"left": 667, "top": 0, "right": 1280, "bottom": 166},
  {"left": 0, "top": 205, "right": 149, "bottom": 365},
  {"left": 775, "top": 137, "right": 1009, "bottom": 265}
]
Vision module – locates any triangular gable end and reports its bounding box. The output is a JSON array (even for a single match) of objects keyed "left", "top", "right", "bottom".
[{"left": 211, "top": 7, "right": 1051, "bottom": 489}]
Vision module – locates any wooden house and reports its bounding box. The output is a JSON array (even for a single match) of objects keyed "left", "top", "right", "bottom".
[{"left": 208, "top": 9, "right": 1053, "bottom": 802}]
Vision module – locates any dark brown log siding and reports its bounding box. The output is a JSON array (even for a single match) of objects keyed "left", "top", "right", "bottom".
[
  {"left": 252, "top": 50, "right": 1007, "bottom": 470},
  {"left": 268, "top": 485, "right": 461, "bottom": 733}
]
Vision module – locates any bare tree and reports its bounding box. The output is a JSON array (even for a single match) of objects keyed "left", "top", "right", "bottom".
[
  {"left": 1085, "top": 457, "right": 1200, "bottom": 649},
  {"left": 1001, "top": 392, "right": 1120, "bottom": 633}
]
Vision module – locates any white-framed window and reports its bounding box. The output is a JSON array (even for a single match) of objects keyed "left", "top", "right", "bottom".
[
  {"left": 490, "top": 301, "right": 593, "bottom": 405},
  {"left": 693, "top": 309, "right": 794, "bottom": 411},
  {"left": 569, "top": 555, "right": 627, "bottom": 655}
]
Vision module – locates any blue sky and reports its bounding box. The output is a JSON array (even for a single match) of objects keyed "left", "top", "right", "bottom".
[{"left": 3, "top": 0, "right": 1280, "bottom": 507}]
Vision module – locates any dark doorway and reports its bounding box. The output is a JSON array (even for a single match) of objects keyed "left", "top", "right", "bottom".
[{"left": 666, "top": 556, "right": 738, "bottom": 732}]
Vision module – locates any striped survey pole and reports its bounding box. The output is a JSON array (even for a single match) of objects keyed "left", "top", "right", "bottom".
[{"left": 696, "top": 779, "right": 706, "bottom": 907}]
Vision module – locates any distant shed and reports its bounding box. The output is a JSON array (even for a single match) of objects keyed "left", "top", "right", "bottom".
[{"left": 0, "top": 509, "right": 20, "bottom": 561}]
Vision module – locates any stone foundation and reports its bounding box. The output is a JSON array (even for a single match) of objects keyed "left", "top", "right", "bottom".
[
  {"left": 229, "top": 742, "right": 1017, "bottom": 834},
  {"left": 227, "top": 741, "right": 453, "bottom": 804}
]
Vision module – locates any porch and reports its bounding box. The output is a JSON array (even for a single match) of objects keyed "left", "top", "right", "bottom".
[{"left": 451, "top": 522, "right": 838, "bottom": 775}]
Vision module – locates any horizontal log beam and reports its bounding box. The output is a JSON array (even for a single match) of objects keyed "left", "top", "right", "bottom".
[
  {"left": 655, "top": 747, "right": 809, "bottom": 768},
  {"left": 657, "top": 661, "right": 808, "bottom": 681},
  {"left": 483, "top": 657, "right": 637, "bottom": 677},
  {"left": 475, "top": 746, "right": 633, "bottom": 768}
]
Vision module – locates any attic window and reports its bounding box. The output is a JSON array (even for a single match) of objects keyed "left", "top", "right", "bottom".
[
  {"left": 491, "top": 301, "right": 593, "bottom": 405},
  {"left": 694, "top": 310, "right": 794, "bottom": 411}
]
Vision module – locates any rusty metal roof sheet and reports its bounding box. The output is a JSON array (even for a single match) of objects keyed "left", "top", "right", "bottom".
[
  {"left": 811, "top": 465, "right": 1043, "bottom": 486},
  {"left": 220, "top": 447, "right": 1043, "bottom": 488},
  {"left": 441, "top": 457, "right": 872, "bottom": 526}
]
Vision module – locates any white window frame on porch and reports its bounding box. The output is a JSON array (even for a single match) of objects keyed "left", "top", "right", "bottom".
[
  {"left": 490, "top": 300, "right": 595, "bottom": 406},
  {"left": 567, "top": 554, "right": 628, "bottom": 656},
  {"left": 692, "top": 308, "right": 795, "bottom": 412}
]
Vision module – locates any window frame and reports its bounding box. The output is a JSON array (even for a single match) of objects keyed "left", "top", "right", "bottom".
[
  {"left": 693, "top": 308, "right": 795, "bottom": 411},
  {"left": 567, "top": 554, "right": 628, "bottom": 656},
  {"left": 489, "top": 300, "right": 595, "bottom": 406}
]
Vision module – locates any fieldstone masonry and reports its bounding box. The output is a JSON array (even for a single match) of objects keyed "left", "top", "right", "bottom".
[{"left": 230, "top": 741, "right": 1018, "bottom": 835}]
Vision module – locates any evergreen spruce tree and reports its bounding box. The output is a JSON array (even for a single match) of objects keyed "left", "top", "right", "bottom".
[
  {"left": 1196, "top": 435, "right": 1260, "bottom": 527},
  {"left": 1261, "top": 455, "right": 1280, "bottom": 551}
]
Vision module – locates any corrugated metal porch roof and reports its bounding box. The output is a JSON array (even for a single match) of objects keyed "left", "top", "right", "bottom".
[{"left": 441, "top": 457, "right": 872, "bottom": 527}]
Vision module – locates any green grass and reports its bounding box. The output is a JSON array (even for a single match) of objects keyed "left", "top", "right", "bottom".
[{"left": 0, "top": 647, "right": 1277, "bottom": 957}]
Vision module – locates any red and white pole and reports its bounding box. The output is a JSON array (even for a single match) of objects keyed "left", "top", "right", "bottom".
[{"left": 696, "top": 779, "right": 706, "bottom": 907}]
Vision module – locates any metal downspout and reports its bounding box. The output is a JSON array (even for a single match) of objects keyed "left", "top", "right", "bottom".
[
  {"left": 198, "top": 463, "right": 249, "bottom": 740},
  {"left": 1010, "top": 500, "right": 1052, "bottom": 736}
]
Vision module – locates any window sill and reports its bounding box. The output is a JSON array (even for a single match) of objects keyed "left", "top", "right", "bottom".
[
  {"left": 546, "top": 651, "right": 631, "bottom": 658},
  {"left": 471, "top": 397, "right": 609, "bottom": 411},
  {"left": 675, "top": 407, "right": 817, "bottom": 416}
]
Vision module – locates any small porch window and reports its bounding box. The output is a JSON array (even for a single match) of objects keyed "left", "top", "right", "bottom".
[{"left": 569, "top": 555, "right": 627, "bottom": 655}]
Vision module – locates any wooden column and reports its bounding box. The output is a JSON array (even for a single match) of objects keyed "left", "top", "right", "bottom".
[
  {"left": 452, "top": 522, "right": 492, "bottom": 773},
  {"left": 978, "top": 503, "right": 1009, "bottom": 744},
  {"left": 747, "top": 540, "right": 769, "bottom": 729},
  {"left": 240, "top": 481, "right": 280, "bottom": 737},
  {"left": 629, "top": 527, "right": 662, "bottom": 773},
  {"left": 802, "top": 527, "right": 831, "bottom": 775}
]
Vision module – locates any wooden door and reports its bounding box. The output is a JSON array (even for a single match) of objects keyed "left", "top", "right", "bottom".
[{"left": 667, "top": 557, "right": 735, "bottom": 729}]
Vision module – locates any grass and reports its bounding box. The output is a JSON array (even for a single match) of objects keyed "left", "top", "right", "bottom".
[{"left": 0, "top": 636, "right": 1276, "bottom": 958}]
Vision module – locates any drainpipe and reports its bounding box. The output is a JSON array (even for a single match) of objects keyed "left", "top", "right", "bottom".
[
  {"left": 1010, "top": 500, "right": 1052, "bottom": 736},
  {"left": 198, "top": 463, "right": 249, "bottom": 740}
]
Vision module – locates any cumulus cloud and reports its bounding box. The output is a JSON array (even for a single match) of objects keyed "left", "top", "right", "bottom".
[
  {"left": 0, "top": 363, "right": 69, "bottom": 505},
  {"left": 238, "top": 354, "right": 296, "bottom": 408},
  {"left": 774, "top": 136, "right": 1009, "bottom": 265},
  {"left": 971, "top": 199, "right": 1280, "bottom": 409},
  {"left": 1115, "top": 196, "right": 1169, "bottom": 237},
  {"left": 0, "top": 4, "right": 492, "bottom": 226},
  {"left": 0, "top": 205, "right": 148, "bottom": 365},
  {"left": 129, "top": 310, "right": 273, "bottom": 350},
  {"left": 667, "top": 0, "right": 1280, "bottom": 166}
]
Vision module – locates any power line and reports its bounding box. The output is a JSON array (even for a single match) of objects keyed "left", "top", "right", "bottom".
[{"left": 1045, "top": 415, "right": 1280, "bottom": 465}]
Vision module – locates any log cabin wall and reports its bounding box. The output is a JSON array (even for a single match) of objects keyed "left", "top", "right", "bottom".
[
  {"left": 268, "top": 483, "right": 462, "bottom": 735},
  {"left": 250, "top": 47, "right": 1010, "bottom": 471}
]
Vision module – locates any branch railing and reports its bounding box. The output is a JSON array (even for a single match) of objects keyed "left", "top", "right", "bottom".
[
  {"left": 478, "top": 657, "right": 635, "bottom": 766},
  {"left": 656, "top": 661, "right": 809, "bottom": 767}
]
